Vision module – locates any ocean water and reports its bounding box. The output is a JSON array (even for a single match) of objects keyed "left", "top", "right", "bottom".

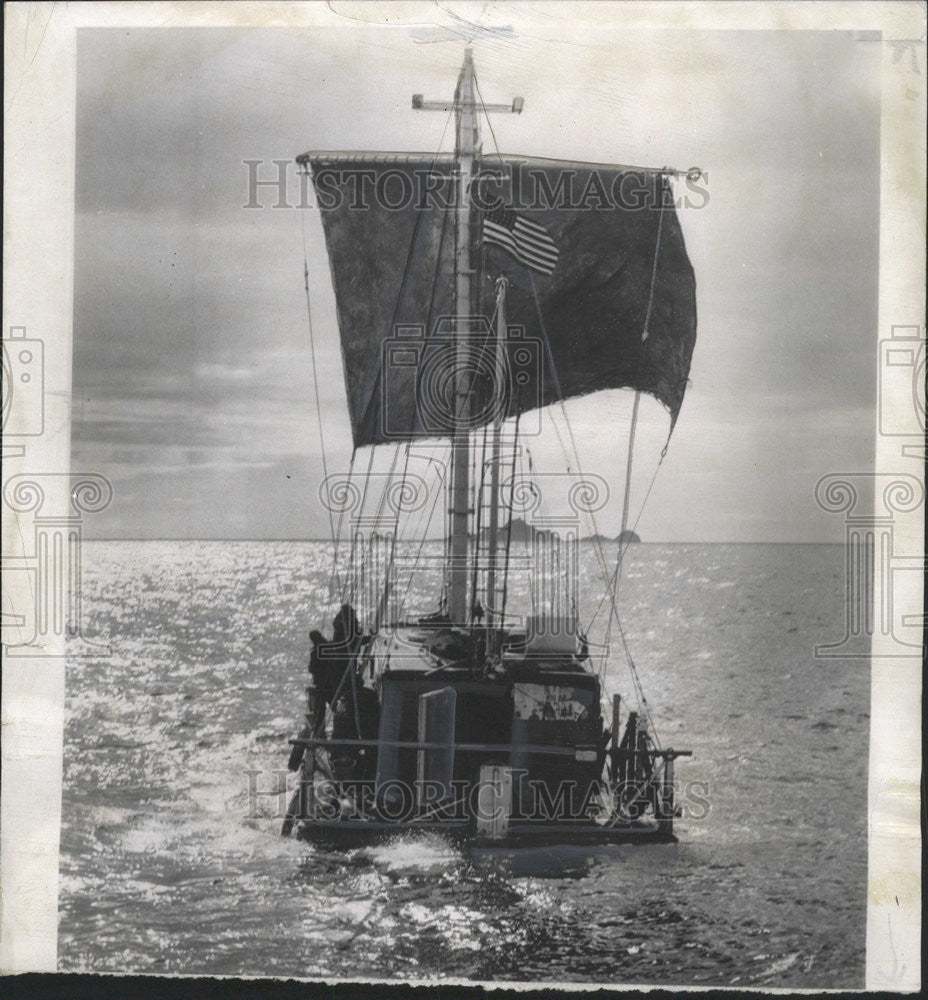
[{"left": 58, "top": 541, "right": 868, "bottom": 987}]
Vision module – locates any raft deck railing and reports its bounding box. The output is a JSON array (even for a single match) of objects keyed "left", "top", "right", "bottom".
[{"left": 288, "top": 735, "right": 691, "bottom": 836}]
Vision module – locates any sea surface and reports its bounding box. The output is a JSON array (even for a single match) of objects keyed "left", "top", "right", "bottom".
[{"left": 59, "top": 541, "right": 868, "bottom": 987}]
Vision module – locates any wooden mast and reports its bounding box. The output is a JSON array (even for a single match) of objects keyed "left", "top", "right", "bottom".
[
  {"left": 448, "top": 48, "right": 478, "bottom": 624},
  {"left": 412, "top": 49, "right": 523, "bottom": 624},
  {"left": 485, "top": 276, "right": 508, "bottom": 638}
]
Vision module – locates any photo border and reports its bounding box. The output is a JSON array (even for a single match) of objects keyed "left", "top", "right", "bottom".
[{"left": 2, "top": 1, "right": 923, "bottom": 991}]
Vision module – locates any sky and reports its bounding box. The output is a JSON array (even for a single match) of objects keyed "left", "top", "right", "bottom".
[{"left": 71, "top": 9, "right": 882, "bottom": 541}]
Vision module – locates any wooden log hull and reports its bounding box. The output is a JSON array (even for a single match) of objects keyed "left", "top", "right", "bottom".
[{"left": 295, "top": 816, "right": 677, "bottom": 849}]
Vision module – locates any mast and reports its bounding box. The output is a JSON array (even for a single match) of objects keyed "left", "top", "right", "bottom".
[
  {"left": 448, "top": 48, "right": 479, "bottom": 624},
  {"left": 412, "top": 50, "right": 524, "bottom": 625},
  {"left": 485, "top": 276, "right": 508, "bottom": 637}
]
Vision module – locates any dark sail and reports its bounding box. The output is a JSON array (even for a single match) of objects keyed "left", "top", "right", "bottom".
[{"left": 301, "top": 153, "right": 697, "bottom": 448}]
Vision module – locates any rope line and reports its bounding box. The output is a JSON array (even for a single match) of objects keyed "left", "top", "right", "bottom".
[
  {"left": 299, "top": 208, "right": 339, "bottom": 596},
  {"left": 330, "top": 449, "right": 356, "bottom": 603},
  {"left": 597, "top": 180, "right": 670, "bottom": 740},
  {"left": 474, "top": 73, "right": 507, "bottom": 172},
  {"left": 394, "top": 458, "right": 447, "bottom": 620},
  {"left": 617, "top": 390, "right": 641, "bottom": 585},
  {"left": 642, "top": 176, "right": 668, "bottom": 340},
  {"left": 342, "top": 104, "right": 456, "bottom": 617},
  {"left": 499, "top": 412, "right": 522, "bottom": 626}
]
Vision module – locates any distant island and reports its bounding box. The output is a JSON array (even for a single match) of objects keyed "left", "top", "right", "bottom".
[
  {"left": 477, "top": 517, "right": 540, "bottom": 544},
  {"left": 474, "top": 523, "right": 644, "bottom": 544},
  {"left": 579, "top": 529, "right": 641, "bottom": 543}
]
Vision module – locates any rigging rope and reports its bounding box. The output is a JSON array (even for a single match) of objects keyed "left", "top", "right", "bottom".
[
  {"left": 617, "top": 390, "right": 641, "bottom": 582},
  {"left": 380, "top": 178, "right": 456, "bottom": 625},
  {"left": 471, "top": 96, "right": 663, "bottom": 724},
  {"left": 472, "top": 420, "right": 491, "bottom": 616},
  {"left": 478, "top": 70, "right": 610, "bottom": 632},
  {"left": 394, "top": 458, "right": 447, "bottom": 620},
  {"left": 526, "top": 269, "right": 619, "bottom": 598},
  {"left": 599, "top": 178, "right": 670, "bottom": 741},
  {"left": 499, "top": 411, "right": 522, "bottom": 626},
  {"left": 474, "top": 74, "right": 506, "bottom": 172},
  {"left": 330, "top": 449, "right": 357, "bottom": 603},
  {"left": 584, "top": 441, "right": 668, "bottom": 633},
  {"left": 348, "top": 443, "right": 377, "bottom": 605},
  {"left": 355, "top": 113, "right": 455, "bottom": 443},
  {"left": 369, "top": 441, "right": 405, "bottom": 629},
  {"left": 318, "top": 69, "right": 678, "bottom": 758},
  {"left": 642, "top": 175, "right": 669, "bottom": 338},
  {"left": 299, "top": 207, "right": 340, "bottom": 598},
  {"left": 343, "top": 104, "right": 456, "bottom": 621}
]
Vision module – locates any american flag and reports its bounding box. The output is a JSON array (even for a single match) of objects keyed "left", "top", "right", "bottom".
[{"left": 482, "top": 206, "right": 559, "bottom": 276}]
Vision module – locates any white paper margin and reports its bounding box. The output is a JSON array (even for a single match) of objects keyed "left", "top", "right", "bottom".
[{"left": 1, "top": 1, "right": 923, "bottom": 990}]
